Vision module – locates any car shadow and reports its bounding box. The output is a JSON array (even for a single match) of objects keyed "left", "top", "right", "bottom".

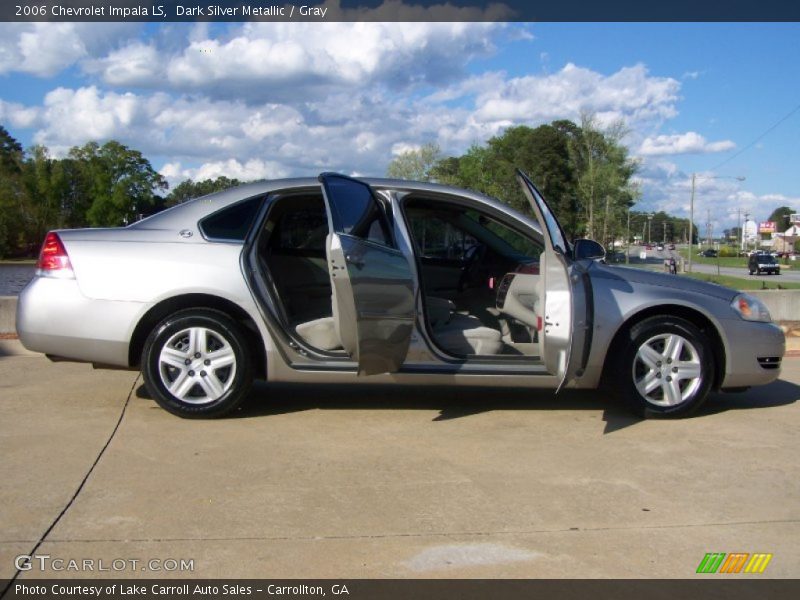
[{"left": 133, "top": 376, "right": 799, "bottom": 434}]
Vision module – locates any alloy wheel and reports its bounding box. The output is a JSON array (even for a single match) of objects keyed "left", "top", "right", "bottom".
[
  {"left": 158, "top": 326, "right": 237, "bottom": 404},
  {"left": 632, "top": 332, "right": 702, "bottom": 407}
]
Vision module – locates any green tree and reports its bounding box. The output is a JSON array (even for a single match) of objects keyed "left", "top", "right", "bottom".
[
  {"left": 386, "top": 142, "right": 442, "bottom": 181},
  {"left": 0, "top": 126, "right": 26, "bottom": 257},
  {"left": 766, "top": 206, "right": 795, "bottom": 231},
  {"left": 166, "top": 176, "right": 242, "bottom": 206},
  {"left": 568, "top": 113, "right": 638, "bottom": 244},
  {"left": 69, "top": 141, "right": 167, "bottom": 227}
]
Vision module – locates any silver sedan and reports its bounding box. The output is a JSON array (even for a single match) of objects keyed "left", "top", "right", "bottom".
[{"left": 17, "top": 171, "right": 784, "bottom": 418}]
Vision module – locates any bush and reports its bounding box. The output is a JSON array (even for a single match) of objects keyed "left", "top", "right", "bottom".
[{"left": 718, "top": 246, "right": 739, "bottom": 257}]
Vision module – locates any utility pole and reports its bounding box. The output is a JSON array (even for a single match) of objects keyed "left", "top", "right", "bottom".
[
  {"left": 743, "top": 211, "right": 750, "bottom": 252},
  {"left": 663, "top": 221, "right": 667, "bottom": 244},
  {"left": 688, "top": 173, "right": 696, "bottom": 273},
  {"left": 626, "top": 208, "right": 631, "bottom": 265},
  {"left": 647, "top": 214, "right": 653, "bottom": 245}
]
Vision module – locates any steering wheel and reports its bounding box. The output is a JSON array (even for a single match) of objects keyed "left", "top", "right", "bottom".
[{"left": 457, "top": 244, "right": 487, "bottom": 292}]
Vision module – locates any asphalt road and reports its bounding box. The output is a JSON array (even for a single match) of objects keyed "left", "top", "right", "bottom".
[
  {"left": 1, "top": 341, "right": 798, "bottom": 580},
  {"left": 615, "top": 247, "right": 800, "bottom": 283}
]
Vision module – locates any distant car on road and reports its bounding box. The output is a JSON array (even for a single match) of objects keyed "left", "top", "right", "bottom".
[
  {"left": 668, "top": 244, "right": 676, "bottom": 250},
  {"left": 699, "top": 249, "right": 718, "bottom": 258},
  {"left": 656, "top": 244, "right": 665, "bottom": 251},
  {"left": 748, "top": 253, "right": 781, "bottom": 275}
]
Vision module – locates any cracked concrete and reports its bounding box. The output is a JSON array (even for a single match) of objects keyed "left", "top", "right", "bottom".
[{"left": 1, "top": 341, "right": 798, "bottom": 579}]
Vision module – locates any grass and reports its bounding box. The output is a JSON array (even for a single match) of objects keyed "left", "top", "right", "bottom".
[
  {"left": 681, "top": 272, "right": 800, "bottom": 290},
  {"left": 676, "top": 247, "right": 749, "bottom": 268},
  {"left": 0, "top": 258, "right": 36, "bottom": 265}
]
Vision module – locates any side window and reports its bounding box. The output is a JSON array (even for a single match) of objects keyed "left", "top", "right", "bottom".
[
  {"left": 464, "top": 211, "right": 541, "bottom": 259},
  {"left": 408, "top": 213, "right": 476, "bottom": 261},
  {"left": 322, "top": 176, "right": 393, "bottom": 247},
  {"left": 200, "top": 197, "right": 261, "bottom": 241},
  {"left": 276, "top": 206, "right": 328, "bottom": 251}
]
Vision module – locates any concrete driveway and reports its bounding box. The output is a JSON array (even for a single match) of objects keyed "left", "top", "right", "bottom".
[{"left": 1, "top": 341, "right": 798, "bottom": 580}]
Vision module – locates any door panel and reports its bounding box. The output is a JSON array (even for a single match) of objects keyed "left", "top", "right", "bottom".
[
  {"left": 320, "top": 174, "right": 416, "bottom": 375},
  {"left": 517, "top": 170, "right": 590, "bottom": 390}
]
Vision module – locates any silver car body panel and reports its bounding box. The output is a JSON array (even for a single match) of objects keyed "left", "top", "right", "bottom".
[{"left": 16, "top": 176, "right": 783, "bottom": 393}]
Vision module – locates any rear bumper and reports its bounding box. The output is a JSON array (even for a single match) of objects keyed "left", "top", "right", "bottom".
[
  {"left": 16, "top": 276, "right": 144, "bottom": 367},
  {"left": 720, "top": 318, "right": 785, "bottom": 388}
]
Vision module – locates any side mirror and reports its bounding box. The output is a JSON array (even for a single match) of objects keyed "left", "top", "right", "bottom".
[{"left": 573, "top": 239, "right": 606, "bottom": 261}]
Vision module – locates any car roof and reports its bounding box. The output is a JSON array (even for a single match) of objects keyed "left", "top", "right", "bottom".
[{"left": 130, "top": 176, "right": 541, "bottom": 233}]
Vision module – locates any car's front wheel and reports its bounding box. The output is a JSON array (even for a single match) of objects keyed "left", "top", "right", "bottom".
[
  {"left": 142, "top": 309, "right": 254, "bottom": 418},
  {"left": 615, "top": 316, "right": 714, "bottom": 418}
]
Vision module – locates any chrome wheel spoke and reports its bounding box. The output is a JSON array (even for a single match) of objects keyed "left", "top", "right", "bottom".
[
  {"left": 161, "top": 347, "right": 189, "bottom": 370},
  {"left": 662, "top": 378, "right": 682, "bottom": 406},
  {"left": 674, "top": 361, "right": 701, "bottom": 380},
  {"left": 198, "top": 372, "right": 224, "bottom": 399},
  {"left": 638, "top": 345, "right": 662, "bottom": 369},
  {"left": 169, "top": 370, "right": 195, "bottom": 399},
  {"left": 207, "top": 345, "right": 236, "bottom": 369},
  {"left": 664, "top": 334, "right": 683, "bottom": 362}
]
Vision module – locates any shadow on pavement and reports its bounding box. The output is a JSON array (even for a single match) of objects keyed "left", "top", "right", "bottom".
[{"left": 133, "top": 375, "right": 799, "bottom": 434}]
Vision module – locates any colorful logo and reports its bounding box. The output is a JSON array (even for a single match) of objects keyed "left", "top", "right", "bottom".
[{"left": 696, "top": 553, "right": 773, "bottom": 574}]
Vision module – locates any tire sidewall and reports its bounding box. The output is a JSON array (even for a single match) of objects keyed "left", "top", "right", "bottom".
[
  {"left": 142, "top": 309, "right": 253, "bottom": 418},
  {"left": 618, "top": 316, "right": 714, "bottom": 418}
]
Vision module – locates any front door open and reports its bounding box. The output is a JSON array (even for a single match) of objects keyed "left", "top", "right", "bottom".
[{"left": 517, "top": 170, "right": 590, "bottom": 391}]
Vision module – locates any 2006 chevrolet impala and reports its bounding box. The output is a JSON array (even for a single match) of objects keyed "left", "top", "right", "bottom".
[{"left": 17, "top": 171, "right": 784, "bottom": 418}]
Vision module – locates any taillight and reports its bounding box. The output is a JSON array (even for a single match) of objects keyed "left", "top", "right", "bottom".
[{"left": 36, "top": 232, "right": 74, "bottom": 278}]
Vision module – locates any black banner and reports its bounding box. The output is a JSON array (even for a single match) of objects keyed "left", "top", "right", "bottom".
[
  {"left": 2, "top": 0, "right": 800, "bottom": 23},
  {"left": 2, "top": 580, "right": 800, "bottom": 600}
]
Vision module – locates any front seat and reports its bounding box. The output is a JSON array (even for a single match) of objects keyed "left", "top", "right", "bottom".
[{"left": 432, "top": 313, "right": 503, "bottom": 355}]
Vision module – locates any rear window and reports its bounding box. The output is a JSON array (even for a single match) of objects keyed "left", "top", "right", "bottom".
[{"left": 200, "top": 197, "right": 262, "bottom": 241}]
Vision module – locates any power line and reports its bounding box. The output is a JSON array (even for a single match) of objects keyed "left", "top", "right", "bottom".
[{"left": 709, "top": 100, "right": 800, "bottom": 172}]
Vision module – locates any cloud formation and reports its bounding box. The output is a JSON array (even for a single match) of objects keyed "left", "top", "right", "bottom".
[{"left": 639, "top": 132, "right": 736, "bottom": 156}]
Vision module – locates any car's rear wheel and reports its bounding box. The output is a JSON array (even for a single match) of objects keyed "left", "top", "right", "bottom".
[
  {"left": 142, "top": 309, "right": 253, "bottom": 418},
  {"left": 614, "top": 316, "right": 714, "bottom": 418}
]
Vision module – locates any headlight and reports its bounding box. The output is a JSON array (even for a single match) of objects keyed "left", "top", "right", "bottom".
[{"left": 731, "top": 293, "right": 772, "bottom": 322}]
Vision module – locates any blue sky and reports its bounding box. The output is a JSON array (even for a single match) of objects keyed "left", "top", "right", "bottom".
[{"left": 1, "top": 14, "right": 798, "bottom": 230}]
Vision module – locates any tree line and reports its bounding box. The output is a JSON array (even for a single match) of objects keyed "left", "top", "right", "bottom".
[
  {"left": 0, "top": 125, "right": 240, "bottom": 258},
  {"left": 3, "top": 118, "right": 793, "bottom": 259}
]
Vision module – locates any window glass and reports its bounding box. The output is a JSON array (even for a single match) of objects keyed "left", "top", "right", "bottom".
[
  {"left": 275, "top": 205, "right": 328, "bottom": 251},
  {"left": 323, "top": 177, "right": 392, "bottom": 247},
  {"left": 408, "top": 214, "right": 477, "bottom": 261},
  {"left": 463, "top": 211, "right": 541, "bottom": 259},
  {"left": 200, "top": 197, "right": 261, "bottom": 241}
]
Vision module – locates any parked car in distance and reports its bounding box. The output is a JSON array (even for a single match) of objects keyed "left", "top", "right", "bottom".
[
  {"left": 17, "top": 170, "right": 784, "bottom": 419},
  {"left": 699, "top": 249, "right": 718, "bottom": 258},
  {"left": 668, "top": 244, "right": 676, "bottom": 250},
  {"left": 748, "top": 253, "right": 781, "bottom": 275},
  {"left": 656, "top": 244, "right": 665, "bottom": 251}
]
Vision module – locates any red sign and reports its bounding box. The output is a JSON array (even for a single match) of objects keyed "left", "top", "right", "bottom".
[{"left": 759, "top": 221, "right": 776, "bottom": 233}]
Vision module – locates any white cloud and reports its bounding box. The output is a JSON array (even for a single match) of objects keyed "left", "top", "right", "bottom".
[
  {"left": 0, "top": 23, "right": 137, "bottom": 77},
  {"left": 638, "top": 132, "right": 736, "bottom": 156},
  {"left": 159, "top": 159, "right": 289, "bottom": 188},
  {"left": 0, "top": 99, "right": 41, "bottom": 129},
  {"left": 84, "top": 42, "right": 163, "bottom": 86},
  {"left": 470, "top": 63, "right": 681, "bottom": 129}
]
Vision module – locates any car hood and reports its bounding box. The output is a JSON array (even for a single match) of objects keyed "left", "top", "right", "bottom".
[{"left": 589, "top": 263, "right": 738, "bottom": 301}]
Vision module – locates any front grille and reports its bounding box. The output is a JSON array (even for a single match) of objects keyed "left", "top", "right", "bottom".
[{"left": 757, "top": 356, "right": 781, "bottom": 370}]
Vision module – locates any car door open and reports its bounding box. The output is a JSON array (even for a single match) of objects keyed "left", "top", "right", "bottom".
[
  {"left": 517, "top": 170, "right": 591, "bottom": 391},
  {"left": 318, "top": 173, "right": 416, "bottom": 375}
]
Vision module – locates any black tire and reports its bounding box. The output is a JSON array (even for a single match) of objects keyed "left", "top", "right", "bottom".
[
  {"left": 141, "top": 308, "right": 254, "bottom": 418},
  {"left": 613, "top": 316, "right": 714, "bottom": 418}
]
